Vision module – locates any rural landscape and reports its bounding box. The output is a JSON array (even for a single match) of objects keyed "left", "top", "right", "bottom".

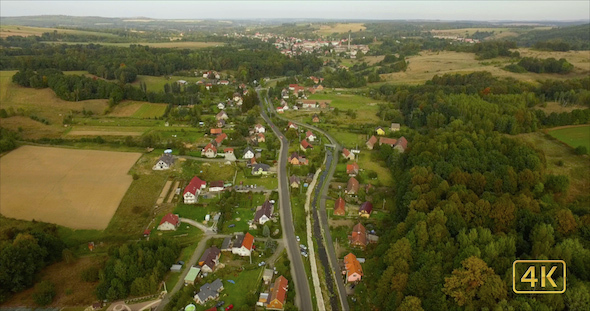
[{"left": 0, "top": 2, "right": 589, "bottom": 311}]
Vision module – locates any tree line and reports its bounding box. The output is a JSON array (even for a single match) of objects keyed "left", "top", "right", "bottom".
[{"left": 505, "top": 57, "right": 574, "bottom": 74}]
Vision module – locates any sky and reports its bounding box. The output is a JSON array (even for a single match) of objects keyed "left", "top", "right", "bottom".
[{"left": 1, "top": 1, "right": 589, "bottom": 21}]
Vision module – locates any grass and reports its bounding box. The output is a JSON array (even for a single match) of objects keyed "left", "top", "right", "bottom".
[
  {"left": 328, "top": 130, "right": 365, "bottom": 148},
  {"left": 357, "top": 151, "right": 393, "bottom": 187},
  {"left": 0, "top": 24, "right": 119, "bottom": 38},
  {"left": 108, "top": 101, "right": 167, "bottom": 118},
  {"left": 153, "top": 129, "right": 206, "bottom": 142},
  {"left": 195, "top": 266, "right": 262, "bottom": 311},
  {"left": 42, "top": 41, "right": 225, "bottom": 49},
  {"left": 548, "top": 125, "right": 590, "bottom": 152},
  {"left": 234, "top": 169, "right": 278, "bottom": 190},
  {"left": 536, "top": 101, "right": 588, "bottom": 114},
  {"left": 133, "top": 103, "right": 168, "bottom": 118},
  {"left": 66, "top": 125, "right": 149, "bottom": 136},
  {"left": 314, "top": 23, "right": 366, "bottom": 35},
  {"left": 515, "top": 132, "right": 590, "bottom": 199}
]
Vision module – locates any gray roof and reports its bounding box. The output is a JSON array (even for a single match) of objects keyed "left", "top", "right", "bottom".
[
  {"left": 233, "top": 234, "right": 245, "bottom": 248},
  {"left": 252, "top": 163, "right": 270, "bottom": 171},
  {"left": 221, "top": 237, "right": 231, "bottom": 250},
  {"left": 289, "top": 175, "right": 300, "bottom": 184},
  {"left": 158, "top": 154, "right": 175, "bottom": 165},
  {"left": 196, "top": 278, "right": 224, "bottom": 303},
  {"left": 244, "top": 146, "right": 255, "bottom": 155},
  {"left": 254, "top": 200, "right": 273, "bottom": 222}
]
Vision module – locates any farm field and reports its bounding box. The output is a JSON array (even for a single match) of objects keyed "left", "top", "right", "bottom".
[
  {"left": 41, "top": 41, "right": 225, "bottom": 49},
  {"left": 428, "top": 26, "right": 552, "bottom": 40},
  {"left": 380, "top": 49, "right": 590, "bottom": 85},
  {"left": 314, "top": 23, "right": 366, "bottom": 35},
  {"left": 66, "top": 125, "right": 149, "bottom": 136},
  {"left": 108, "top": 101, "right": 168, "bottom": 118},
  {"left": 516, "top": 132, "right": 590, "bottom": 199},
  {"left": 548, "top": 125, "right": 590, "bottom": 152},
  {"left": 0, "top": 24, "right": 119, "bottom": 38},
  {"left": 0, "top": 146, "right": 141, "bottom": 229}
]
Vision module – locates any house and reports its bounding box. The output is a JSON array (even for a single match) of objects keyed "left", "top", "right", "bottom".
[
  {"left": 288, "top": 152, "right": 308, "bottom": 165},
  {"left": 185, "top": 267, "right": 201, "bottom": 285},
  {"left": 395, "top": 136, "right": 408, "bottom": 153},
  {"left": 375, "top": 127, "right": 386, "bottom": 136},
  {"left": 342, "top": 148, "right": 355, "bottom": 161},
  {"left": 256, "top": 133, "right": 266, "bottom": 143},
  {"left": 209, "top": 180, "right": 225, "bottom": 192},
  {"left": 224, "top": 148, "right": 234, "bottom": 155},
  {"left": 390, "top": 123, "right": 401, "bottom": 131},
  {"left": 379, "top": 137, "right": 397, "bottom": 148},
  {"left": 202, "top": 143, "right": 217, "bottom": 158},
  {"left": 306, "top": 131, "right": 317, "bottom": 142},
  {"left": 184, "top": 176, "right": 207, "bottom": 204},
  {"left": 349, "top": 223, "right": 368, "bottom": 248},
  {"left": 210, "top": 128, "right": 222, "bottom": 135},
  {"left": 194, "top": 279, "right": 224, "bottom": 305},
  {"left": 301, "top": 101, "right": 317, "bottom": 109},
  {"left": 252, "top": 163, "right": 271, "bottom": 175},
  {"left": 276, "top": 106, "right": 284, "bottom": 113},
  {"left": 232, "top": 232, "right": 254, "bottom": 257},
  {"left": 177, "top": 80, "right": 187, "bottom": 85},
  {"left": 263, "top": 269, "right": 274, "bottom": 284},
  {"left": 267, "top": 276, "right": 288, "bottom": 310},
  {"left": 219, "top": 80, "right": 230, "bottom": 85},
  {"left": 314, "top": 84, "right": 324, "bottom": 92},
  {"left": 343, "top": 253, "right": 363, "bottom": 283},
  {"left": 215, "top": 133, "right": 228, "bottom": 145},
  {"left": 243, "top": 89, "right": 249, "bottom": 96},
  {"left": 247, "top": 157, "right": 257, "bottom": 167},
  {"left": 243, "top": 146, "right": 255, "bottom": 159},
  {"left": 217, "top": 103, "right": 225, "bottom": 110},
  {"left": 255, "top": 124, "right": 266, "bottom": 133},
  {"left": 345, "top": 177, "right": 360, "bottom": 195},
  {"left": 221, "top": 237, "right": 232, "bottom": 252},
  {"left": 290, "top": 175, "right": 301, "bottom": 188},
  {"left": 158, "top": 213, "right": 180, "bottom": 231},
  {"left": 366, "top": 135, "right": 378, "bottom": 150},
  {"left": 359, "top": 201, "right": 373, "bottom": 218},
  {"left": 334, "top": 197, "right": 346, "bottom": 216},
  {"left": 312, "top": 114, "right": 320, "bottom": 123},
  {"left": 216, "top": 110, "right": 228, "bottom": 120},
  {"left": 347, "top": 162, "right": 359, "bottom": 176},
  {"left": 300, "top": 139, "right": 313, "bottom": 152},
  {"left": 281, "top": 89, "right": 289, "bottom": 99},
  {"left": 217, "top": 119, "right": 226, "bottom": 128},
  {"left": 254, "top": 200, "right": 274, "bottom": 225},
  {"left": 258, "top": 293, "right": 270, "bottom": 307},
  {"left": 287, "top": 121, "right": 298, "bottom": 130},
  {"left": 153, "top": 154, "right": 175, "bottom": 170},
  {"left": 198, "top": 246, "right": 221, "bottom": 273}
]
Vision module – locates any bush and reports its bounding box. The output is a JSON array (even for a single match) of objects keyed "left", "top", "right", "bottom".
[
  {"left": 81, "top": 266, "right": 100, "bottom": 282},
  {"left": 574, "top": 146, "right": 588, "bottom": 155},
  {"left": 33, "top": 281, "right": 56, "bottom": 306}
]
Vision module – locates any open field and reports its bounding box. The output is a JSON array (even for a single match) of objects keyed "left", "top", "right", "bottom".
[
  {"left": 515, "top": 132, "right": 590, "bottom": 199},
  {"left": 381, "top": 49, "right": 590, "bottom": 84},
  {"left": 0, "top": 146, "right": 141, "bottom": 229},
  {"left": 548, "top": 125, "right": 590, "bottom": 152},
  {"left": 107, "top": 101, "right": 167, "bottom": 118},
  {"left": 0, "top": 24, "right": 119, "bottom": 38},
  {"left": 315, "top": 23, "right": 366, "bottom": 35},
  {"left": 66, "top": 126, "right": 148, "bottom": 136},
  {"left": 535, "top": 101, "right": 588, "bottom": 114},
  {"left": 42, "top": 41, "right": 225, "bottom": 49},
  {"left": 0, "top": 255, "right": 106, "bottom": 307},
  {"left": 358, "top": 151, "right": 393, "bottom": 187},
  {"left": 428, "top": 26, "right": 552, "bottom": 40}
]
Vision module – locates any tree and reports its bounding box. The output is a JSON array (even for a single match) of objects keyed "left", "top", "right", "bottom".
[
  {"left": 33, "top": 281, "right": 55, "bottom": 306},
  {"left": 397, "top": 296, "right": 424, "bottom": 311},
  {"left": 263, "top": 225, "right": 270, "bottom": 238}
]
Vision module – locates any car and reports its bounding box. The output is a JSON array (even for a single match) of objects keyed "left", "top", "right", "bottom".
[
  {"left": 177, "top": 261, "right": 184, "bottom": 266},
  {"left": 225, "top": 304, "right": 234, "bottom": 311},
  {"left": 300, "top": 244, "right": 307, "bottom": 250},
  {"left": 258, "top": 261, "right": 266, "bottom": 266},
  {"left": 296, "top": 236, "right": 300, "bottom": 242},
  {"left": 228, "top": 224, "right": 236, "bottom": 228},
  {"left": 216, "top": 301, "right": 225, "bottom": 308}
]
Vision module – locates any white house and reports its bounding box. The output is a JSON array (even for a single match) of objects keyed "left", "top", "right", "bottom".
[
  {"left": 202, "top": 143, "right": 217, "bottom": 158},
  {"left": 243, "top": 147, "right": 255, "bottom": 159},
  {"left": 153, "top": 154, "right": 175, "bottom": 170},
  {"left": 217, "top": 103, "right": 225, "bottom": 110},
  {"left": 209, "top": 180, "right": 225, "bottom": 192},
  {"left": 183, "top": 176, "right": 207, "bottom": 204},
  {"left": 306, "top": 131, "right": 317, "bottom": 142},
  {"left": 276, "top": 106, "right": 284, "bottom": 113},
  {"left": 216, "top": 110, "right": 228, "bottom": 120},
  {"left": 232, "top": 233, "right": 254, "bottom": 257},
  {"left": 158, "top": 213, "right": 180, "bottom": 231},
  {"left": 287, "top": 121, "right": 298, "bottom": 130},
  {"left": 254, "top": 124, "right": 266, "bottom": 133},
  {"left": 254, "top": 200, "right": 274, "bottom": 225}
]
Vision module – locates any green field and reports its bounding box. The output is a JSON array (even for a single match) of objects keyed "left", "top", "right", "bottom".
[
  {"left": 548, "top": 125, "right": 590, "bottom": 153},
  {"left": 133, "top": 103, "right": 168, "bottom": 118},
  {"left": 327, "top": 129, "right": 365, "bottom": 147},
  {"left": 41, "top": 41, "right": 225, "bottom": 49}
]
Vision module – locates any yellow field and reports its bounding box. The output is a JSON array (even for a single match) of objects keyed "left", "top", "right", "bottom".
[
  {"left": 66, "top": 125, "right": 148, "bottom": 136},
  {"left": 428, "top": 26, "right": 552, "bottom": 40},
  {"left": 0, "top": 25, "right": 118, "bottom": 38},
  {"left": 315, "top": 23, "right": 366, "bottom": 35},
  {"left": 381, "top": 49, "right": 590, "bottom": 85},
  {"left": 0, "top": 146, "right": 141, "bottom": 229}
]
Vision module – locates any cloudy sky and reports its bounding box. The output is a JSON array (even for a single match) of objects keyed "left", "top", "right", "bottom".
[{"left": 1, "top": 1, "right": 589, "bottom": 21}]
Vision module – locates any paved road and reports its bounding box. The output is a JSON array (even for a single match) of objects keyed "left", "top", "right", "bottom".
[
  {"left": 257, "top": 90, "right": 314, "bottom": 311},
  {"left": 260, "top": 91, "right": 350, "bottom": 311}
]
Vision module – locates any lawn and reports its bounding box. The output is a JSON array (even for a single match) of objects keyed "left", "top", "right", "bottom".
[
  {"left": 66, "top": 125, "right": 149, "bottom": 136},
  {"left": 180, "top": 160, "right": 237, "bottom": 182},
  {"left": 133, "top": 103, "right": 168, "bottom": 118},
  {"left": 327, "top": 129, "right": 366, "bottom": 148},
  {"left": 152, "top": 129, "right": 206, "bottom": 143},
  {"left": 357, "top": 151, "right": 393, "bottom": 187},
  {"left": 235, "top": 169, "right": 278, "bottom": 190},
  {"left": 314, "top": 23, "right": 366, "bottom": 35},
  {"left": 548, "top": 125, "right": 590, "bottom": 153},
  {"left": 196, "top": 266, "right": 263, "bottom": 311},
  {"left": 304, "top": 93, "right": 383, "bottom": 124},
  {"left": 133, "top": 75, "right": 205, "bottom": 93}
]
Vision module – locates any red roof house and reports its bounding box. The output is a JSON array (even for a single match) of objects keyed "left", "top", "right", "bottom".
[
  {"left": 158, "top": 213, "right": 180, "bottom": 231},
  {"left": 334, "top": 197, "right": 346, "bottom": 216}
]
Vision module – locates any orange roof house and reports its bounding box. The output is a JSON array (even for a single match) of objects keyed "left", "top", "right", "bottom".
[
  {"left": 366, "top": 135, "right": 378, "bottom": 150},
  {"left": 210, "top": 128, "right": 222, "bottom": 135},
  {"left": 343, "top": 253, "right": 363, "bottom": 283},
  {"left": 349, "top": 223, "right": 368, "bottom": 248},
  {"left": 267, "top": 276, "right": 288, "bottom": 310},
  {"left": 345, "top": 177, "right": 359, "bottom": 194},
  {"left": 347, "top": 162, "right": 359, "bottom": 176},
  {"left": 379, "top": 137, "right": 397, "bottom": 147},
  {"left": 334, "top": 197, "right": 346, "bottom": 216}
]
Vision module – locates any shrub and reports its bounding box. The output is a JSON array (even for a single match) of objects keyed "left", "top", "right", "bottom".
[
  {"left": 574, "top": 146, "right": 588, "bottom": 155},
  {"left": 33, "top": 281, "right": 56, "bottom": 306},
  {"left": 81, "top": 266, "right": 100, "bottom": 282}
]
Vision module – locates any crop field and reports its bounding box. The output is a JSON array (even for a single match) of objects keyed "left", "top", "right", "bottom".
[
  {"left": 428, "top": 26, "right": 552, "bottom": 40},
  {"left": 109, "top": 101, "right": 167, "bottom": 118},
  {"left": 381, "top": 49, "right": 590, "bottom": 85},
  {"left": 0, "top": 24, "right": 119, "bottom": 38},
  {"left": 548, "top": 125, "right": 590, "bottom": 152},
  {"left": 315, "top": 23, "right": 366, "bottom": 35},
  {"left": 0, "top": 146, "right": 141, "bottom": 229},
  {"left": 66, "top": 125, "right": 149, "bottom": 136},
  {"left": 42, "top": 41, "right": 225, "bottom": 49}
]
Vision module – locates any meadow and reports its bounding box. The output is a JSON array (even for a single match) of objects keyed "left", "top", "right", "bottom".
[
  {"left": 548, "top": 125, "right": 590, "bottom": 152},
  {"left": 109, "top": 101, "right": 168, "bottom": 118},
  {"left": 0, "top": 24, "right": 119, "bottom": 38},
  {"left": 0, "top": 146, "right": 141, "bottom": 230},
  {"left": 314, "top": 23, "right": 366, "bottom": 35},
  {"left": 41, "top": 41, "right": 225, "bottom": 49}
]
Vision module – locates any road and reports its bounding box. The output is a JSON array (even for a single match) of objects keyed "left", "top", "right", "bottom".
[
  {"left": 260, "top": 91, "right": 350, "bottom": 311},
  {"left": 257, "top": 90, "right": 314, "bottom": 311}
]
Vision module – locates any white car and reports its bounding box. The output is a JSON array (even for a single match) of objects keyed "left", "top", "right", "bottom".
[
  {"left": 258, "top": 261, "right": 266, "bottom": 266},
  {"left": 296, "top": 236, "right": 300, "bottom": 242}
]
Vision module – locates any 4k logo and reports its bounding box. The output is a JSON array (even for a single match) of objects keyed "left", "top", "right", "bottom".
[{"left": 513, "top": 260, "right": 566, "bottom": 294}]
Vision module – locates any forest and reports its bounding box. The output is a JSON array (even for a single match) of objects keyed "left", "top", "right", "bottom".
[
  {"left": 505, "top": 57, "right": 574, "bottom": 74},
  {"left": 353, "top": 72, "right": 590, "bottom": 311}
]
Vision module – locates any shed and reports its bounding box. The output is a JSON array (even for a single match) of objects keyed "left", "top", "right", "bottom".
[
  {"left": 184, "top": 267, "right": 201, "bottom": 285},
  {"left": 170, "top": 264, "right": 182, "bottom": 272}
]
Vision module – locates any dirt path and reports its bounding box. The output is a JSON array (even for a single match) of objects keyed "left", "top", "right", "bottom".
[
  {"left": 167, "top": 181, "right": 179, "bottom": 203},
  {"left": 305, "top": 169, "right": 326, "bottom": 311},
  {"left": 156, "top": 180, "right": 173, "bottom": 205}
]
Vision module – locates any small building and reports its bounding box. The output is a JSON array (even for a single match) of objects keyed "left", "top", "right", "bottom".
[
  {"left": 184, "top": 267, "right": 201, "bottom": 285},
  {"left": 254, "top": 200, "right": 274, "bottom": 225},
  {"left": 170, "top": 264, "right": 182, "bottom": 272},
  {"left": 395, "top": 136, "right": 408, "bottom": 153},
  {"left": 345, "top": 177, "right": 360, "bottom": 195},
  {"left": 287, "top": 121, "right": 298, "bottom": 130},
  {"left": 217, "top": 103, "right": 226, "bottom": 110},
  {"left": 300, "top": 139, "right": 313, "bottom": 152},
  {"left": 254, "top": 124, "right": 266, "bottom": 133},
  {"left": 209, "top": 180, "right": 225, "bottom": 192},
  {"left": 346, "top": 162, "right": 359, "bottom": 176},
  {"left": 289, "top": 152, "right": 308, "bottom": 166},
  {"left": 263, "top": 268, "right": 274, "bottom": 284},
  {"left": 232, "top": 233, "right": 254, "bottom": 257},
  {"left": 257, "top": 293, "right": 270, "bottom": 307},
  {"left": 312, "top": 114, "right": 320, "bottom": 123},
  {"left": 342, "top": 148, "right": 355, "bottom": 161},
  {"left": 194, "top": 279, "right": 224, "bottom": 305},
  {"left": 153, "top": 154, "right": 175, "bottom": 170},
  {"left": 343, "top": 253, "right": 363, "bottom": 283},
  {"left": 390, "top": 123, "right": 401, "bottom": 131},
  {"left": 210, "top": 128, "right": 222, "bottom": 135},
  {"left": 221, "top": 237, "right": 232, "bottom": 252},
  {"left": 379, "top": 137, "right": 397, "bottom": 148},
  {"left": 217, "top": 119, "right": 226, "bottom": 128},
  {"left": 306, "top": 131, "right": 317, "bottom": 142},
  {"left": 202, "top": 143, "right": 217, "bottom": 158},
  {"left": 214, "top": 133, "right": 228, "bottom": 146},
  {"left": 289, "top": 175, "right": 301, "bottom": 188},
  {"left": 198, "top": 246, "right": 221, "bottom": 273},
  {"left": 375, "top": 127, "right": 386, "bottom": 136},
  {"left": 184, "top": 176, "right": 207, "bottom": 204},
  {"left": 267, "top": 276, "right": 288, "bottom": 310},
  {"left": 216, "top": 110, "right": 228, "bottom": 120},
  {"left": 334, "top": 197, "right": 346, "bottom": 216},
  {"left": 243, "top": 146, "right": 255, "bottom": 159},
  {"left": 359, "top": 201, "right": 373, "bottom": 218},
  {"left": 252, "top": 163, "right": 271, "bottom": 175},
  {"left": 276, "top": 106, "right": 284, "bottom": 113},
  {"left": 349, "top": 223, "right": 368, "bottom": 249},
  {"left": 366, "top": 135, "right": 378, "bottom": 150},
  {"left": 158, "top": 213, "right": 180, "bottom": 231}
]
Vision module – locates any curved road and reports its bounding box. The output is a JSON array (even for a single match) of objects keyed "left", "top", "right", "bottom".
[
  {"left": 257, "top": 92, "right": 314, "bottom": 311},
  {"left": 259, "top": 91, "right": 349, "bottom": 311}
]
